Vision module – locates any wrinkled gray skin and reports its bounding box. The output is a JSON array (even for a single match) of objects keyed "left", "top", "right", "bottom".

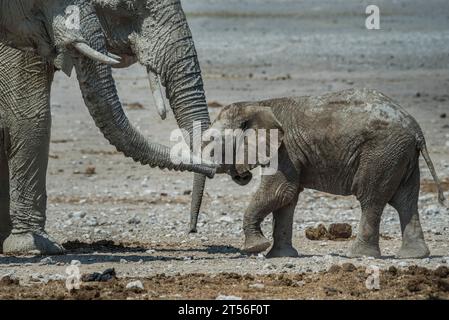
[
  {"left": 207, "top": 88, "right": 446, "bottom": 259},
  {"left": 0, "top": 0, "right": 214, "bottom": 255}
]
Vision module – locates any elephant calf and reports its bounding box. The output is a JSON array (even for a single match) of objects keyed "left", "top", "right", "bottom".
[{"left": 208, "top": 88, "right": 446, "bottom": 259}]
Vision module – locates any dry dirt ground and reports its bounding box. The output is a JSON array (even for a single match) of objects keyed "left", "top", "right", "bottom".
[{"left": 1, "top": 0, "right": 449, "bottom": 299}]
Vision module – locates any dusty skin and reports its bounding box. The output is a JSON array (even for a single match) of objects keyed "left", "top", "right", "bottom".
[{"left": 1, "top": 0, "right": 449, "bottom": 299}]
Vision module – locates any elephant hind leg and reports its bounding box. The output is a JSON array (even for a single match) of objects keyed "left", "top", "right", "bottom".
[
  {"left": 389, "top": 165, "right": 429, "bottom": 258},
  {"left": 350, "top": 142, "right": 413, "bottom": 258},
  {"left": 0, "top": 127, "right": 12, "bottom": 250}
]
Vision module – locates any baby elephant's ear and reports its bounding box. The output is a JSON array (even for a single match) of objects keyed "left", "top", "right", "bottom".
[
  {"left": 235, "top": 106, "right": 284, "bottom": 173},
  {"left": 245, "top": 105, "right": 284, "bottom": 149}
]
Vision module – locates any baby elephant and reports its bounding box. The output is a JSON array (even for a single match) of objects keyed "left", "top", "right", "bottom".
[{"left": 208, "top": 88, "right": 446, "bottom": 259}]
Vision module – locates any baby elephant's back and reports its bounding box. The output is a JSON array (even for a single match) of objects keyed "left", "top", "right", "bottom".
[{"left": 286, "top": 88, "right": 423, "bottom": 144}]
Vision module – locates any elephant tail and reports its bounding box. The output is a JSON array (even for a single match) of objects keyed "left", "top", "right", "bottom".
[{"left": 419, "top": 141, "right": 446, "bottom": 207}]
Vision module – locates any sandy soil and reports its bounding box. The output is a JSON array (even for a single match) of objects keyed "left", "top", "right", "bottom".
[{"left": 1, "top": 0, "right": 449, "bottom": 299}]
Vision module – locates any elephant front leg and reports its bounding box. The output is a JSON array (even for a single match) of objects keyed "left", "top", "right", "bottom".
[
  {"left": 0, "top": 128, "right": 12, "bottom": 250},
  {"left": 2, "top": 116, "right": 64, "bottom": 255},
  {"left": 266, "top": 198, "right": 299, "bottom": 258},
  {"left": 242, "top": 171, "right": 300, "bottom": 254}
]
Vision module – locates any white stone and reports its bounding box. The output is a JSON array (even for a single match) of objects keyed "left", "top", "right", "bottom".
[
  {"left": 249, "top": 283, "right": 265, "bottom": 289},
  {"left": 126, "top": 280, "right": 144, "bottom": 291},
  {"left": 216, "top": 294, "right": 242, "bottom": 300}
]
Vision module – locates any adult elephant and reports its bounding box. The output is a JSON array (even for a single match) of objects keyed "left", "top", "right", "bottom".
[{"left": 0, "top": 0, "right": 215, "bottom": 255}]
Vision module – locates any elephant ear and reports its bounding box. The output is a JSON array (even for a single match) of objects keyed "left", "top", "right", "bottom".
[{"left": 235, "top": 106, "right": 284, "bottom": 174}]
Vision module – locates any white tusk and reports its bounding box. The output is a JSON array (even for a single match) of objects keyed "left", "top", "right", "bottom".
[
  {"left": 73, "top": 42, "right": 120, "bottom": 65},
  {"left": 147, "top": 67, "right": 168, "bottom": 120},
  {"left": 107, "top": 53, "right": 122, "bottom": 61}
]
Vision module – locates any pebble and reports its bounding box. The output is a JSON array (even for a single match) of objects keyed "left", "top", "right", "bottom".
[
  {"left": 85, "top": 217, "right": 98, "bottom": 227},
  {"left": 120, "top": 259, "right": 128, "bottom": 264},
  {"left": 216, "top": 294, "right": 242, "bottom": 300},
  {"left": 248, "top": 283, "right": 265, "bottom": 289},
  {"left": 39, "top": 257, "right": 55, "bottom": 265},
  {"left": 263, "top": 263, "right": 274, "bottom": 270},
  {"left": 218, "top": 216, "right": 234, "bottom": 223},
  {"left": 69, "top": 211, "right": 86, "bottom": 219},
  {"left": 126, "top": 280, "right": 144, "bottom": 291},
  {"left": 146, "top": 249, "right": 156, "bottom": 254},
  {"left": 128, "top": 217, "right": 141, "bottom": 225}
]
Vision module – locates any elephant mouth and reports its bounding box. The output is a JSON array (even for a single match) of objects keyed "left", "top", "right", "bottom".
[{"left": 229, "top": 166, "right": 253, "bottom": 186}]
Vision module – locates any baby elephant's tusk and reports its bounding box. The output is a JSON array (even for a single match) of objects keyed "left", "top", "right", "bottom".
[
  {"left": 73, "top": 42, "right": 120, "bottom": 65},
  {"left": 147, "top": 68, "right": 168, "bottom": 120}
]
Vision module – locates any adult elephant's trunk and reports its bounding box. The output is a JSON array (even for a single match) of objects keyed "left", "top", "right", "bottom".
[
  {"left": 72, "top": 3, "right": 215, "bottom": 177},
  {"left": 152, "top": 28, "right": 211, "bottom": 233}
]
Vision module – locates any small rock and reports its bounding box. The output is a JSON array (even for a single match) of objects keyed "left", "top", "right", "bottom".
[
  {"left": 218, "top": 216, "right": 234, "bottom": 223},
  {"left": 126, "top": 280, "right": 144, "bottom": 291},
  {"left": 84, "top": 166, "right": 96, "bottom": 175},
  {"left": 0, "top": 275, "right": 19, "bottom": 286},
  {"left": 183, "top": 190, "right": 192, "bottom": 195},
  {"left": 397, "top": 261, "right": 408, "bottom": 268},
  {"left": 216, "top": 294, "right": 242, "bottom": 300},
  {"left": 438, "top": 279, "right": 449, "bottom": 292},
  {"left": 39, "top": 257, "right": 55, "bottom": 265},
  {"left": 388, "top": 266, "right": 398, "bottom": 275},
  {"left": 434, "top": 266, "right": 449, "bottom": 278},
  {"left": 69, "top": 211, "right": 86, "bottom": 219},
  {"left": 120, "top": 259, "right": 128, "bottom": 264},
  {"left": 328, "top": 264, "right": 342, "bottom": 274},
  {"left": 128, "top": 217, "right": 141, "bottom": 225},
  {"left": 342, "top": 263, "right": 356, "bottom": 272},
  {"left": 248, "top": 283, "right": 265, "bottom": 289},
  {"left": 283, "top": 262, "right": 295, "bottom": 269},
  {"left": 328, "top": 223, "right": 352, "bottom": 240},
  {"left": 146, "top": 249, "right": 156, "bottom": 254},
  {"left": 263, "top": 263, "right": 274, "bottom": 270},
  {"left": 305, "top": 223, "right": 328, "bottom": 240},
  {"left": 81, "top": 268, "right": 116, "bottom": 282},
  {"left": 85, "top": 217, "right": 98, "bottom": 227},
  {"left": 125, "top": 102, "right": 144, "bottom": 110}
]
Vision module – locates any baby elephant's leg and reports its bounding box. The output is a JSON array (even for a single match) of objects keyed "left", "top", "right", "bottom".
[
  {"left": 266, "top": 197, "right": 300, "bottom": 258},
  {"left": 389, "top": 166, "right": 429, "bottom": 258},
  {"left": 243, "top": 170, "right": 300, "bottom": 254},
  {"left": 350, "top": 204, "right": 384, "bottom": 258}
]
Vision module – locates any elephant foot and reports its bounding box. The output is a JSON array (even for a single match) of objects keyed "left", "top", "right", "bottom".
[
  {"left": 242, "top": 234, "right": 271, "bottom": 254},
  {"left": 2, "top": 231, "right": 65, "bottom": 256},
  {"left": 348, "top": 239, "right": 381, "bottom": 258},
  {"left": 266, "top": 245, "right": 299, "bottom": 258},
  {"left": 396, "top": 240, "right": 430, "bottom": 259},
  {"left": 0, "top": 233, "right": 8, "bottom": 254}
]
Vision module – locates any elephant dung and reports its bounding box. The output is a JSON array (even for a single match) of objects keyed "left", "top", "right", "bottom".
[
  {"left": 328, "top": 223, "right": 352, "bottom": 240},
  {"left": 305, "top": 224, "right": 328, "bottom": 240},
  {"left": 305, "top": 223, "right": 352, "bottom": 240}
]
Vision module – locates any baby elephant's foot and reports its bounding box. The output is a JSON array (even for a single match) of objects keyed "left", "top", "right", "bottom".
[
  {"left": 349, "top": 239, "right": 381, "bottom": 258},
  {"left": 266, "top": 245, "right": 299, "bottom": 258},
  {"left": 2, "top": 231, "right": 65, "bottom": 255},
  {"left": 243, "top": 234, "right": 271, "bottom": 254},
  {"left": 397, "top": 240, "right": 430, "bottom": 259}
]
